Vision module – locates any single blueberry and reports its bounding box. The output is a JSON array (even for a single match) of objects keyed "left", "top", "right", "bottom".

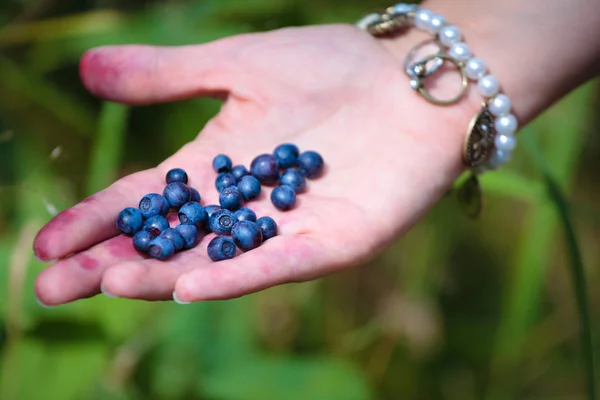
[
  {"left": 116, "top": 207, "right": 143, "bottom": 236},
  {"left": 207, "top": 235, "right": 237, "bottom": 261},
  {"left": 234, "top": 207, "right": 257, "bottom": 222},
  {"left": 212, "top": 154, "right": 232, "bottom": 173},
  {"left": 165, "top": 168, "right": 188, "bottom": 184},
  {"left": 231, "top": 165, "right": 249, "bottom": 180},
  {"left": 209, "top": 209, "right": 236, "bottom": 235},
  {"left": 273, "top": 143, "right": 299, "bottom": 169},
  {"left": 144, "top": 215, "right": 170, "bottom": 236},
  {"left": 133, "top": 230, "right": 154, "bottom": 253},
  {"left": 175, "top": 224, "right": 199, "bottom": 249},
  {"left": 139, "top": 193, "right": 170, "bottom": 219},
  {"left": 163, "top": 182, "right": 191, "bottom": 209},
  {"left": 237, "top": 175, "right": 261, "bottom": 201},
  {"left": 219, "top": 186, "right": 244, "bottom": 211},
  {"left": 159, "top": 228, "right": 185, "bottom": 251},
  {"left": 189, "top": 187, "right": 201, "bottom": 203},
  {"left": 204, "top": 205, "right": 222, "bottom": 218},
  {"left": 148, "top": 237, "right": 176, "bottom": 260},
  {"left": 215, "top": 172, "right": 237, "bottom": 192},
  {"left": 250, "top": 154, "right": 279, "bottom": 184},
  {"left": 297, "top": 151, "right": 324, "bottom": 179},
  {"left": 231, "top": 220, "right": 263, "bottom": 251},
  {"left": 271, "top": 185, "right": 296, "bottom": 211},
  {"left": 178, "top": 201, "right": 207, "bottom": 228},
  {"left": 256, "top": 216, "right": 278, "bottom": 240},
  {"left": 279, "top": 168, "right": 306, "bottom": 193}
]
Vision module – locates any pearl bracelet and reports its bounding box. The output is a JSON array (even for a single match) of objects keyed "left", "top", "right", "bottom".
[{"left": 356, "top": 3, "right": 519, "bottom": 173}]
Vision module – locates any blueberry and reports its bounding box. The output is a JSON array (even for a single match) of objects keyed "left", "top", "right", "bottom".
[
  {"left": 148, "top": 237, "right": 176, "bottom": 260},
  {"left": 204, "top": 205, "right": 222, "bottom": 218},
  {"left": 116, "top": 207, "right": 143, "bottom": 236},
  {"left": 133, "top": 230, "right": 154, "bottom": 253},
  {"left": 237, "top": 175, "right": 261, "bottom": 201},
  {"left": 144, "top": 215, "right": 170, "bottom": 236},
  {"left": 231, "top": 220, "right": 263, "bottom": 251},
  {"left": 234, "top": 207, "right": 257, "bottom": 222},
  {"left": 256, "top": 216, "right": 278, "bottom": 240},
  {"left": 159, "top": 227, "right": 185, "bottom": 251},
  {"left": 212, "top": 154, "right": 232, "bottom": 173},
  {"left": 209, "top": 209, "right": 236, "bottom": 235},
  {"left": 273, "top": 143, "right": 299, "bottom": 169},
  {"left": 175, "top": 224, "right": 199, "bottom": 249},
  {"left": 163, "top": 182, "right": 191, "bottom": 209},
  {"left": 219, "top": 186, "right": 244, "bottom": 210},
  {"left": 231, "top": 165, "right": 249, "bottom": 180},
  {"left": 215, "top": 172, "right": 237, "bottom": 192},
  {"left": 139, "top": 193, "right": 170, "bottom": 219},
  {"left": 297, "top": 151, "right": 324, "bottom": 179},
  {"left": 271, "top": 185, "right": 296, "bottom": 211},
  {"left": 178, "top": 201, "right": 207, "bottom": 227},
  {"left": 189, "top": 187, "right": 201, "bottom": 203},
  {"left": 207, "top": 235, "right": 237, "bottom": 261},
  {"left": 166, "top": 168, "right": 188, "bottom": 184},
  {"left": 279, "top": 168, "right": 306, "bottom": 193},
  {"left": 250, "top": 154, "right": 279, "bottom": 184}
]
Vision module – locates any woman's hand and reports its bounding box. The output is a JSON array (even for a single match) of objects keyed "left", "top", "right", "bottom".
[{"left": 32, "top": 24, "right": 479, "bottom": 306}]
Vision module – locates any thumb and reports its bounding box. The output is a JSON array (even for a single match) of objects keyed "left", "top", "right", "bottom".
[{"left": 79, "top": 35, "right": 247, "bottom": 105}]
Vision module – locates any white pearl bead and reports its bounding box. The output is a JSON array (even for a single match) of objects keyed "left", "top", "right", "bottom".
[
  {"left": 439, "top": 25, "right": 461, "bottom": 46},
  {"left": 448, "top": 42, "right": 471, "bottom": 61},
  {"left": 494, "top": 134, "right": 517, "bottom": 152},
  {"left": 489, "top": 94, "right": 512, "bottom": 117},
  {"left": 427, "top": 14, "right": 446, "bottom": 34},
  {"left": 494, "top": 114, "right": 518, "bottom": 136},
  {"left": 477, "top": 75, "right": 500, "bottom": 97},
  {"left": 393, "top": 3, "right": 418, "bottom": 14},
  {"left": 465, "top": 58, "right": 487, "bottom": 80},
  {"left": 487, "top": 149, "right": 512, "bottom": 169},
  {"left": 414, "top": 9, "right": 432, "bottom": 30}
]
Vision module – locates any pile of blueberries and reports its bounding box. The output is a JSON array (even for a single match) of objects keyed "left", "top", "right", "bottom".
[{"left": 114, "top": 143, "right": 324, "bottom": 262}]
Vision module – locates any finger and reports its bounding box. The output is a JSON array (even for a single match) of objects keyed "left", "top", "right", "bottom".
[{"left": 79, "top": 35, "right": 250, "bottom": 105}]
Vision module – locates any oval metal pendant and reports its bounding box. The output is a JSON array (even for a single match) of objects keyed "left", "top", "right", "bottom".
[
  {"left": 456, "top": 173, "right": 483, "bottom": 218},
  {"left": 464, "top": 106, "right": 497, "bottom": 167}
]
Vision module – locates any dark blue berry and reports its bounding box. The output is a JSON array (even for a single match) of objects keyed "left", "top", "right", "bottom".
[
  {"left": 297, "top": 151, "right": 324, "bottom": 179},
  {"left": 273, "top": 143, "right": 299, "bottom": 169},
  {"left": 148, "top": 237, "right": 176, "bottom": 260},
  {"left": 175, "top": 224, "right": 199, "bottom": 249},
  {"left": 215, "top": 172, "right": 237, "bottom": 192},
  {"left": 209, "top": 209, "right": 236, "bottom": 235},
  {"left": 250, "top": 154, "right": 279, "bottom": 184},
  {"left": 116, "top": 207, "right": 143, "bottom": 236},
  {"left": 212, "top": 154, "right": 232, "bottom": 173},
  {"left": 189, "top": 187, "right": 201, "bottom": 203},
  {"left": 159, "top": 228, "right": 185, "bottom": 251},
  {"left": 231, "top": 220, "right": 263, "bottom": 251},
  {"left": 219, "top": 186, "right": 244, "bottom": 210},
  {"left": 207, "top": 235, "right": 237, "bottom": 261},
  {"left": 279, "top": 168, "right": 306, "bottom": 193},
  {"left": 163, "top": 182, "right": 191, "bottom": 209},
  {"left": 271, "top": 185, "right": 296, "bottom": 211},
  {"left": 256, "top": 216, "right": 278, "bottom": 240},
  {"left": 204, "top": 205, "right": 222, "bottom": 218},
  {"left": 237, "top": 175, "right": 261, "bottom": 201},
  {"left": 166, "top": 168, "right": 188, "bottom": 184},
  {"left": 234, "top": 207, "right": 257, "bottom": 222},
  {"left": 133, "top": 230, "right": 154, "bottom": 253},
  {"left": 178, "top": 201, "right": 207, "bottom": 227},
  {"left": 144, "top": 215, "right": 170, "bottom": 236},
  {"left": 139, "top": 193, "right": 169, "bottom": 219},
  {"left": 231, "top": 165, "right": 249, "bottom": 180}
]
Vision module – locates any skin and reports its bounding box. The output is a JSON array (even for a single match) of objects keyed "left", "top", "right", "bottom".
[{"left": 33, "top": 0, "right": 600, "bottom": 305}]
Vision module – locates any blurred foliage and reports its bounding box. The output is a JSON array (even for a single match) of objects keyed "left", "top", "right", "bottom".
[{"left": 0, "top": 0, "right": 599, "bottom": 399}]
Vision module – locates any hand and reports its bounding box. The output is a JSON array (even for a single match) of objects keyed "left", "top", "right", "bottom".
[{"left": 33, "top": 24, "right": 473, "bottom": 305}]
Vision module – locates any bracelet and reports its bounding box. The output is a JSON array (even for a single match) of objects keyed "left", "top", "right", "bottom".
[{"left": 356, "top": 4, "right": 519, "bottom": 175}]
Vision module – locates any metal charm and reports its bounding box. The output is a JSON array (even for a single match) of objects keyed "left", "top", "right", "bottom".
[
  {"left": 403, "top": 38, "right": 445, "bottom": 78},
  {"left": 456, "top": 172, "right": 483, "bottom": 218},
  {"left": 363, "top": 9, "right": 414, "bottom": 36},
  {"left": 407, "top": 54, "right": 469, "bottom": 106},
  {"left": 463, "top": 105, "right": 497, "bottom": 167}
]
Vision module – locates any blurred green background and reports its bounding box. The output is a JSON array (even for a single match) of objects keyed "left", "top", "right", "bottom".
[{"left": 0, "top": 1, "right": 599, "bottom": 399}]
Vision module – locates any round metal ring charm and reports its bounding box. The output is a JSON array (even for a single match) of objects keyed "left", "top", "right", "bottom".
[
  {"left": 403, "top": 38, "right": 445, "bottom": 78},
  {"left": 409, "top": 54, "right": 469, "bottom": 106}
]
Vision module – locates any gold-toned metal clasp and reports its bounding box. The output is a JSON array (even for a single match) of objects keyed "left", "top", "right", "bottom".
[{"left": 407, "top": 54, "right": 469, "bottom": 106}]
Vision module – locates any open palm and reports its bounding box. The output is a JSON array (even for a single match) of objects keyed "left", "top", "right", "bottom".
[{"left": 33, "top": 24, "right": 470, "bottom": 305}]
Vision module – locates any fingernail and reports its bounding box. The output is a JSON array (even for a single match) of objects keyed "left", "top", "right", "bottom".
[
  {"left": 172, "top": 291, "right": 190, "bottom": 305},
  {"left": 36, "top": 296, "right": 55, "bottom": 308},
  {"left": 101, "top": 282, "right": 119, "bottom": 298},
  {"left": 34, "top": 255, "right": 56, "bottom": 264}
]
